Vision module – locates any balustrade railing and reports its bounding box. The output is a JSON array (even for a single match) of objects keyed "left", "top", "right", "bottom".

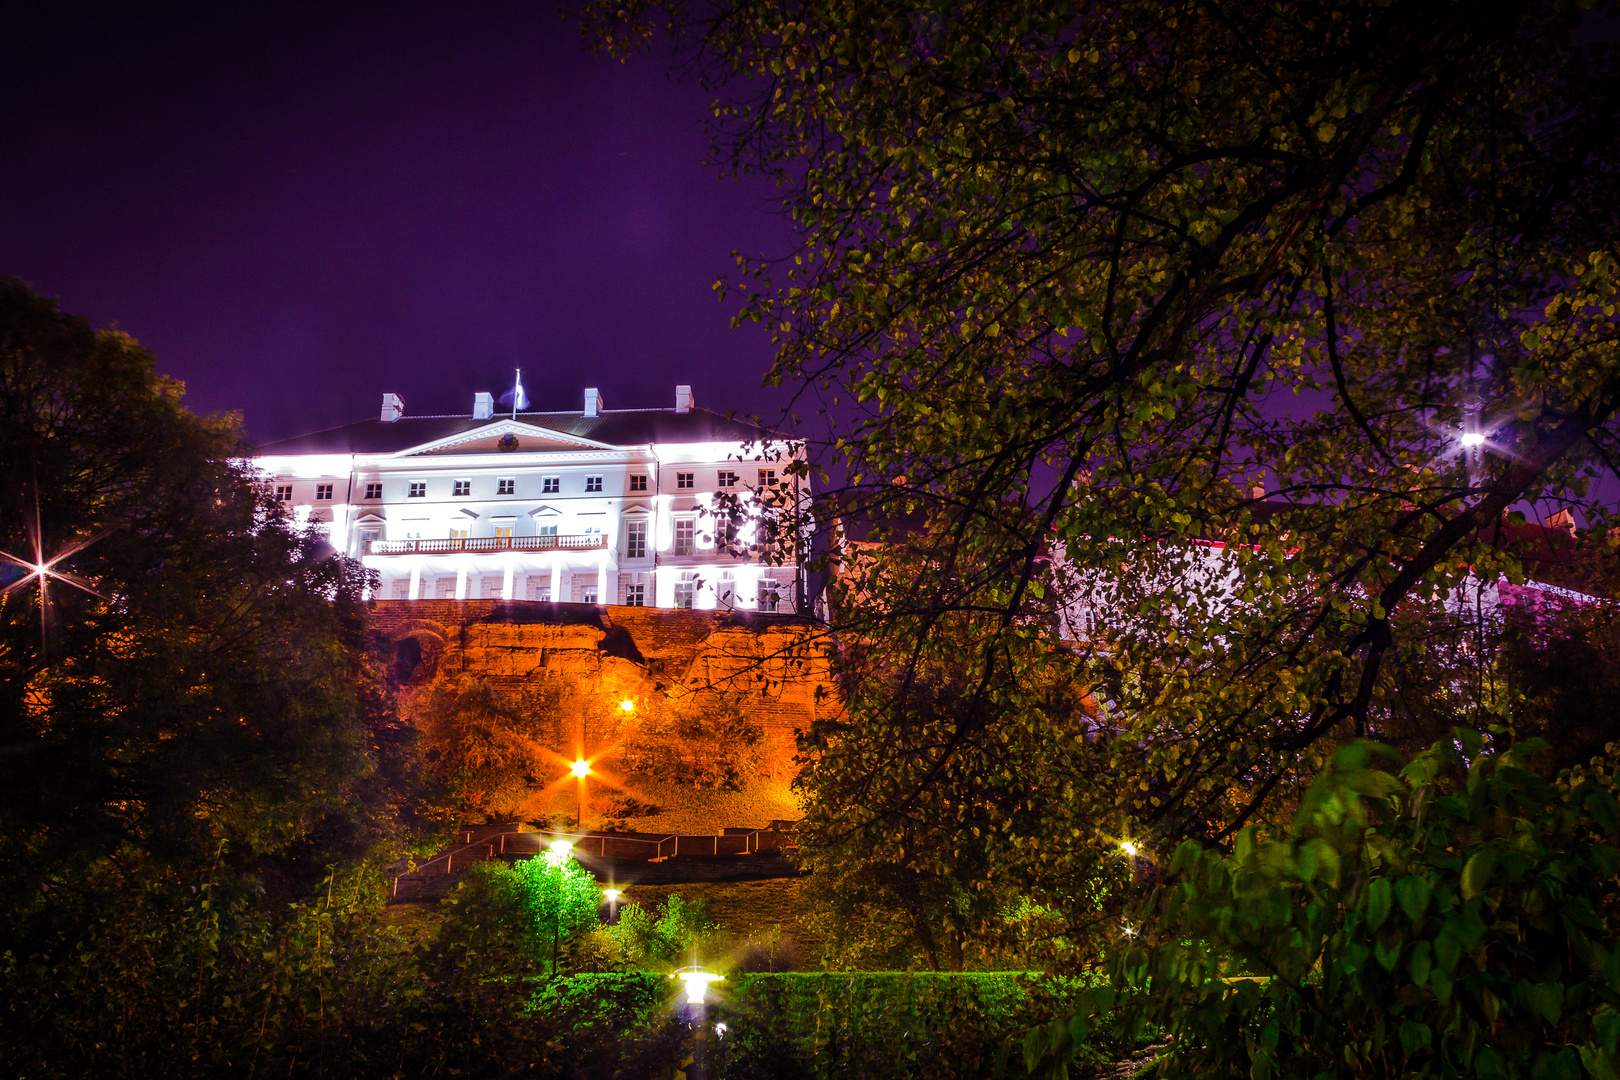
[{"left": 366, "top": 534, "right": 606, "bottom": 556}]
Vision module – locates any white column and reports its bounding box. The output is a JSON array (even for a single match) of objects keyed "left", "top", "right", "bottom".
[
  {"left": 454, "top": 562, "right": 468, "bottom": 600},
  {"left": 408, "top": 563, "right": 422, "bottom": 600},
  {"left": 502, "top": 556, "right": 516, "bottom": 601},
  {"left": 597, "top": 551, "right": 609, "bottom": 605},
  {"left": 549, "top": 560, "right": 561, "bottom": 601}
]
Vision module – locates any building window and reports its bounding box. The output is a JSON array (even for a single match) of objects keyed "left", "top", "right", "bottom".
[
  {"left": 585, "top": 476, "right": 603, "bottom": 493},
  {"left": 449, "top": 525, "right": 469, "bottom": 540},
  {"left": 274, "top": 484, "right": 293, "bottom": 502},
  {"left": 676, "top": 471, "right": 695, "bottom": 489},
  {"left": 453, "top": 479, "right": 471, "bottom": 497},
  {"left": 480, "top": 576, "right": 504, "bottom": 599},
  {"left": 528, "top": 580, "right": 551, "bottom": 602},
  {"left": 581, "top": 585, "right": 599, "bottom": 605},
  {"left": 537, "top": 523, "right": 558, "bottom": 537},
  {"left": 718, "top": 569, "right": 735, "bottom": 609},
  {"left": 315, "top": 483, "right": 334, "bottom": 500},
  {"left": 718, "top": 470, "right": 738, "bottom": 488},
  {"left": 542, "top": 476, "right": 560, "bottom": 494},
  {"left": 674, "top": 519, "right": 695, "bottom": 555},
  {"left": 364, "top": 482, "right": 383, "bottom": 499},
  {"left": 436, "top": 577, "right": 457, "bottom": 599},
  {"left": 625, "top": 520, "right": 647, "bottom": 560},
  {"left": 760, "top": 580, "right": 781, "bottom": 612},
  {"left": 674, "top": 572, "right": 697, "bottom": 609},
  {"left": 494, "top": 524, "right": 513, "bottom": 539},
  {"left": 390, "top": 579, "right": 410, "bottom": 600},
  {"left": 408, "top": 482, "right": 426, "bottom": 498},
  {"left": 623, "top": 583, "right": 645, "bottom": 606},
  {"left": 758, "top": 469, "right": 777, "bottom": 488},
  {"left": 497, "top": 478, "right": 515, "bottom": 495},
  {"left": 629, "top": 474, "right": 648, "bottom": 492},
  {"left": 359, "top": 527, "right": 381, "bottom": 551}
]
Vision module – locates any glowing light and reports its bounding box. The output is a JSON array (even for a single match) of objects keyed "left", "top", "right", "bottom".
[
  {"left": 714, "top": 1022, "right": 728, "bottom": 1039},
  {"left": 545, "top": 838, "right": 573, "bottom": 865},
  {"left": 602, "top": 888, "right": 622, "bottom": 903},
  {"left": 620, "top": 698, "right": 635, "bottom": 712},
  {"left": 1460, "top": 432, "right": 1487, "bottom": 448},
  {"left": 571, "top": 759, "right": 592, "bottom": 778},
  {"left": 1120, "top": 840, "right": 1140, "bottom": 858},
  {"left": 1, "top": 501, "right": 107, "bottom": 646},
  {"left": 674, "top": 967, "right": 723, "bottom": 1004},
  {"left": 1122, "top": 923, "right": 1138, "bottom": 938}
]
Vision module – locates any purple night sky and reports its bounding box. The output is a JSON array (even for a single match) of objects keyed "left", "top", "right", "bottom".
[{"left": 0, "top": 1, "right": 796, "bottom": 444}]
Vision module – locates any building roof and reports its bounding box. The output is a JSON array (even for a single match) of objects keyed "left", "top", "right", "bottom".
[{"left": 254, "top": 407, "right": 789, "bottom": 456}]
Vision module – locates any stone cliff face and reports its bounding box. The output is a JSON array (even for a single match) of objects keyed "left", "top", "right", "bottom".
[{"left": 370, "top": 600, "right": 837, "bottom": 824}]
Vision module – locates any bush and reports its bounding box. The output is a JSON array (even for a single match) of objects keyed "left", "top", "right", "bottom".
[{"left": 1109, "top": 735, "right": 1620, "bottom": 1080}]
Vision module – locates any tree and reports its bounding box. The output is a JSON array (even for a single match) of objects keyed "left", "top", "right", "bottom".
[
  {"left": 585, "top": 0, "right": 1620, "bottom": 926},
  {"left": 0, "top": 279, "right": 383, "bottom": 895}
]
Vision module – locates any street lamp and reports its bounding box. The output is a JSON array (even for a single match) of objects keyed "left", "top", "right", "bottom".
[
  {"left": 571, "top": 758, "right": 591, "bottom": 828},
  {"left": 546, "top": 839, "right": 573, "bottom": 979},
  {"left": 673, "top": 962, "right": 724, "bottom": 1080},
  {"left": 603, "top": 886, "right": 622, "bottom": 923}
]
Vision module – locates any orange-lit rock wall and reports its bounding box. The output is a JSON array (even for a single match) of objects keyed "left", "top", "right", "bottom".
[{"left": 370, "top": 600, "right": 837, "bottom": 784}]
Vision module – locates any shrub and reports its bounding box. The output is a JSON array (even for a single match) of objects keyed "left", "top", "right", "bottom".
[{"left": 1108, "top": 734, "right": 1620, "bottom": 1080}]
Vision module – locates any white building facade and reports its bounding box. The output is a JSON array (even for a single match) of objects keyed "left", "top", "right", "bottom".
[{"left": 252, "top": 385, "right": 807, "bottom": 612}]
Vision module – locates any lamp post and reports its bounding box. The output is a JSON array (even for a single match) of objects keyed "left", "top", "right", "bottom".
[
  {"left": 602, "top": 887, "right": 622, "bottom": 924},
  {"left": 571, "top": 758, "right": 591, "bottom": 829},
  {"left": 673, "top": 962, "right": 723, "bottom": 1080},
  {"left": 546, "top": 838, "right": 573, "bottom": 979}
]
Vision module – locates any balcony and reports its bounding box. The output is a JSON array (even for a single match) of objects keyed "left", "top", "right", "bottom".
[{"left": 365, "top": 534, "right": 607, "bottom": 556}]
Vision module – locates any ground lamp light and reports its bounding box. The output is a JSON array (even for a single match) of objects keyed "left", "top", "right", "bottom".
[
  {"left": 545, "top": 839, "right": 573, "bottom": 979},
  {"left": 674, "top": 964, "right": 723, "bottom": 1005},
  {"left": 603, "top": 887, "right": 622, "bottom": 923},
  {"left": 672, "top": 964, "right": 724, "bottom": 1080}
]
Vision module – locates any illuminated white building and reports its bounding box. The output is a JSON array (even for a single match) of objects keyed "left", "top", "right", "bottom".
[{"left": 252, "top": 385, "right": 806, "bottom": 611}]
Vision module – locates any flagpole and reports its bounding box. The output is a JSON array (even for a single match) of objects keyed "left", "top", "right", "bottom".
[{"left": 513, "top": 368, "right": 521, "bottom": 419}]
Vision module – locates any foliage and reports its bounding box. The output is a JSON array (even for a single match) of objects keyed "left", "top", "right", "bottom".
[
  {"left": 414, "top": 674, "right": 551, "bottom": 819},
  {"left": 1103, "top": 736, "right": 1620, "bottom": 1080},
  {"left": 797, "top": 612, "right": 1119, "bottom": 970},
  {"left": 0, "top": 856, "right": 583, "bottom": 1079},
  {"left": 583, "top": 0, "right": 1620, "bottom": 966},
  {"left": 521, "top": 971, "right": 1112, "bottom": 1079},
  {"left": 510, "top": 852, "right": 603, "bottom": 963},
  {"left": 607, "top": 893, "right": 722, "bottom": 969},
  {"left": 0, "top": 280, "right": 411, "bottom": 899}
]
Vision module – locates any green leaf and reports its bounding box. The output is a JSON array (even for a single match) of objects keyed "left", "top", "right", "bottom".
[
  {"left": 1461, "top": 851, "right": 1496, "bottom": 900},
  {"left": 1395, "top": 876, "right": 1432, "bottom": 923},
  {"left": 1409, "top": 941, "right": 1432, "bottom": 986},
  {"left": 1365, "top": 877, "right": 1393, "bottom": 931},
  {"left": 1531, "top": 982, "right": 1564, "bottom": 1026},
  {"left": 1579, "top": 1044, "right": 1619, "bottom": 1080},
  {"left": 1399, "top": 1019, "right": 1431, "bottom": 1056}
]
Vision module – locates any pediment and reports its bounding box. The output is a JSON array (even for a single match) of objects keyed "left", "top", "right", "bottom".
[{"left": 396, "top": 420, "right": 616, "bottom": 457}]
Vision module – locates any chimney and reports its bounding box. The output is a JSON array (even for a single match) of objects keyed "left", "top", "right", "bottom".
[
  {"left": 473, "top": 391, "right": 494, "bottom": 420},
  {"left": 675, "top": 384, "right": 694, "bottom": 414},
  {"left": 584, "top": 388, "right": 604, "bottom": 417},
  {"left": 1548, "top": 508, "right": 1577, "bottom": 534},
  {"left": 380, "top": 393, "right": 404, "bottom": 423},
  {"left": 1250, "top": 484, "right": 1266, "bottom": 501}
]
